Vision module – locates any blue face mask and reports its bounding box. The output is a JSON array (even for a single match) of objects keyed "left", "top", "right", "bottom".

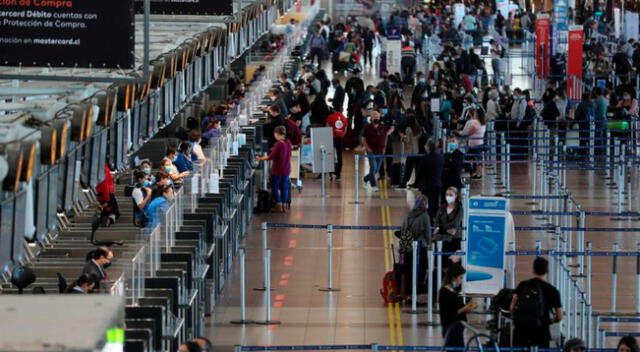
[
  {"left": 419, "top": 78, "right": 426, "bottom": 84},
  {"left": 171, "top": 156, "right": 178, "bottom": 162},
  {"left": 142, "top": 167, "right": 151, "bottom": 175},
  {"left": 143, "top": 180, "right": 152, "bottom": 187},
  {"left": 164, "top": 166, "right": 173, "bottom": 173},
  {"left": 381, "top": 108, "right": 388, "bottom": 115},
  {"left": 448, "top": 142, "right": 457, "bottom": 152},
  {"left": 167, "top": 179, "right": 173, "bottom": 186}
]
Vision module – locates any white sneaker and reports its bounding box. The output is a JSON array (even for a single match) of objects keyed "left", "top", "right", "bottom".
[{"left": 370, "top": 186, "right": 379, "bottom": 192}]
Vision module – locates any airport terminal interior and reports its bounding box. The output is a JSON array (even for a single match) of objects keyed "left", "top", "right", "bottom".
[{"left": 2, "top": 0, "right": 640, "bottom": 351}]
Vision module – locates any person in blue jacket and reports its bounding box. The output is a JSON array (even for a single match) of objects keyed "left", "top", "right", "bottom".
[
  {"left": 174, "top": 142, "right": 193, "bottom": 173},
  {"left": 145, "top": 185, "right": 173, "bottom": 229}
]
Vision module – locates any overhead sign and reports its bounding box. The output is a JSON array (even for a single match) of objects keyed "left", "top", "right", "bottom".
[
  {"left": 135, "top": 0, "right": 233, "bottom": 15},
  {"left": 464, "top": 196, "right": 507, "bottom": 295},
  {"left": 0, "top": 0, "right": 134, "bottom": 68}
]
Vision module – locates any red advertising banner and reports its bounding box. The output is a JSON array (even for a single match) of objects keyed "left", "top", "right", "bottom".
[
  {"left": 567, "top": 26, "right": 584, "bottom": 100},
  {"left": 535, "top": 14, "right": 551, "bottom": 77}
]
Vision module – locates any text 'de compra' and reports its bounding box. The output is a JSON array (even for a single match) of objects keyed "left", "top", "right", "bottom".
[{"left": 33, "top": 0, "right": 73, "bottom": 8}]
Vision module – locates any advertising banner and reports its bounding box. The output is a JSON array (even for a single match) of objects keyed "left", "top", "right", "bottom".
[
  {"left": 535, "top": 14, "right": 551, "bottom": 77},
  {"left": 567, "top": 26, "right": 584, "bottom": 100},
  {"left": 0, "top": 0, "right": 134, "bottom": 68},
  {"left": 135, "top": 0, "right": 233, "bottom": 15},
  {"left": 463, "top": 197, "right": 507, "bottom": 295},
  {"left": 553, "top": 0, "right": 569, "bottom": 31}
]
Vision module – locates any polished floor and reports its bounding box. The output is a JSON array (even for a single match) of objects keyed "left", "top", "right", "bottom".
[{"left": 204, "top": 52, "right": 640, "bottom": 350}]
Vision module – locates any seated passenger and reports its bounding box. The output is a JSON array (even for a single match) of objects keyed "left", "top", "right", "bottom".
[
  {"left": 161, "top": 149, "right": 190, "bottom": 182},
  {"left": 146, "top": 185, "right": 174, "bottom": 229},
  {"left": 64, "top": 274, "right": 96, "bottom": 294},
  {"left": 139, "top": 159, "right": 155, "bottom": 184},
  {"left": 82, "top": 247, "right": 113, "bottom": 289},
  {"left": 155, "top": 171, "right": 172, "bottom": 187},
  {"left": 189, "top": 130, "right": 206, "bottom": 163},
  {"left": 131, "top": 170, "right": 152, "bottom": 227},
  {"left": 203, "top": 118, "right": 222, "bottom": 139},
  {"left": 174, "top": 142, "right": 194, "bottom": 173}
]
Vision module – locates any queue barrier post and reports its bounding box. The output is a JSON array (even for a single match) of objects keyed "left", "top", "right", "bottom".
[
  {"left": 509, "top": 242, "right": 516, "bottom": 288},
  {"left": 353, "top": 154, "right": 361, "bottom": 204},
  {"left": 230, "top": 248, "right": 254, "bottom": 324},
  {"left": 262, "top": 152, "right": 269, "bottom": 191},
  {"left": 436, "top": 240, "right": 443, "bottom": 311},
  {"left": 319, "top": 225, "right": 340, "bottom": 292},
  {"left": 589, "top": 121, "right": 595, "bottom": 165},
  {"left": 637, "top": 242, "right": 640, "bottom": 313},
  {"left": 586, "top": 241, "right": 592, "bottom": 304},
  {"left": 253, "top": 222, "right": 272, "bottom": 292},
  {"left": 611, "top": 243, "right": 619, "bottom": 313},
  {"left": 320, "top": 145, "right": 327, "bottom": 198},
  {"left": 256, "top": 248, "right": 281, "bottom": 325},
  {"left": 505, "top": 143, "right": 511, "bottom": 191},
  {"left": 421, "top": 242, "right": 439, "bottom": 326},
  {"left": 404, "top": 241, "right": 427, "bottom": 314},
  {"left": 627, "top": 157, "right": 633, "bottom": 213},
  {"left": 578, "top": 210, "right": 586, "bottom": 276}
]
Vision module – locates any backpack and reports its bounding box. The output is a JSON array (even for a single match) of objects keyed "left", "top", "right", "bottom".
[
  {"left": 255, "top": 190, "right": 276, "bottom": 213},
  {"left": 399, "top": 215, "right": 419, "bottom": 253},
  {"left": 514, "top": 280, "right": 546, "bottom": 329}
]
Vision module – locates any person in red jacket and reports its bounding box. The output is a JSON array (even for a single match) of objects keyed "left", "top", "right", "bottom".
[
  {"left": 284, "top": 114, "right": 303, "bottom": 148},
  {"left": 326, "top": 108, "right": 348, "bottom": 181},
  {"left": 256, "top": 126, "right": 292, "bottom": 212}
]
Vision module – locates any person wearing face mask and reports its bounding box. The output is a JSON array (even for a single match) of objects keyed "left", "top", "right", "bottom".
[
  {"left": 439, "top": 264, "right": 478, "bottom": 347},
  {"left": 82, "top": 247, "right": 113, "bottom": 290},
  {"left": 139, "top": 160, "right": 155, "bottom": 184},
  {"left": 616, "top": 89, "right": 639, "bottom": 117},
  {"left": 146, "top": 185, "right": 174, "bottom": 229},
  {"left": 131, "top": 170, "right": 153, "bottom": 228},
  {"left": 398, "top": 194, "right": 432, "bottom": 301},
  {"left": 411, "top": 72, "right": 428, "bottom": 110},
  {"left": 433, "top": 187, "right": 464, "bottom": 267},
  {"left": 361, "top": 111, "right": 394, "bottom": 191},
  {"left": 174, "top": 142, "right": 194, "bottom": 173},
  {"left": 485, "top": 89, "right": 502, "bottom": 122},
  {"left": 162, "top": 150, "right": 190, "bottom": 183},
  {"left": 265, "top": 104, "right": 285, "bottom": 148}
]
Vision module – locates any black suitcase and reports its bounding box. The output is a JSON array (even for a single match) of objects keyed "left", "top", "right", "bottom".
[{"left": 390, "top": 163, "right": 403, "bottom": 186}]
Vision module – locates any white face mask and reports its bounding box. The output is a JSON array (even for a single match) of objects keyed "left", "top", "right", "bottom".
[{"left": 446, "top": 196, "right": 456, "bottom": 204}]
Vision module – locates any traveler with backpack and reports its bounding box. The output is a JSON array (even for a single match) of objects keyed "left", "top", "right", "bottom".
[
  {"left": 256, "top": 126, "right": 292, "bottom": 213},
  {"left": 509, "top": 257, "right": 562, "bottom": 348},
  {"left": 398, "top": 194, "right": 432, "bottom": 301},
  {"left": 439, "top": 264, "right": 478, "bottom": 347}
]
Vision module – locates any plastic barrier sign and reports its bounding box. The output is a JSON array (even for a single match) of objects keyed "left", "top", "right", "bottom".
[
  {"left": 0, "top": 0, "right": 134, "bottom": 68},
  {"left": 464, "top": 196, "right": 507, "bottom": 295},
  {"left": 135, "top": 0, "right": 232, "bottom": 15}
]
